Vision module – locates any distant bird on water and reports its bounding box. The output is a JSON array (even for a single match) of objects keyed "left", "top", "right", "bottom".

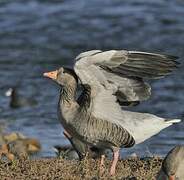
[
  {"left": 157, "top": 145, "right": 184, "bottom": 180},
  {"left": 44, "top": 50, "right": 180, "bottom": 175},
  {"left": 5, "top": 87, "right": 37, "bottom": 108}
]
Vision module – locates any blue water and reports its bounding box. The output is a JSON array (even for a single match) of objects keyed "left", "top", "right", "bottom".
[{"left": 0, "top": 0, "right": 184, "bottom": 157}]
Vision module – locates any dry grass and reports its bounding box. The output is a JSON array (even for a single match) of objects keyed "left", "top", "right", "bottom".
[{"left": 0, "top": 156, "right": 162, "bottom": 180}]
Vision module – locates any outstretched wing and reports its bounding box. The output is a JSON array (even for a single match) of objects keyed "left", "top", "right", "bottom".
[
  {"left": 74, "top": 50, "right": 179, "bottom": 142},
  {"left": 74, "top": 50, "right": 178, "bottom": 104}
]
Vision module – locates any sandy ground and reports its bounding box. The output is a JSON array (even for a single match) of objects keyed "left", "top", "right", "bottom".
[{"left": 0, "top": 156, "right": 162, "bottom": 180}]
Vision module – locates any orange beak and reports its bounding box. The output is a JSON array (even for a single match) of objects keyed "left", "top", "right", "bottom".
[
  {"left": 169, "top": 175, "right": 175, "bottom": 180},
  {"left": 43, "top": 70, "right": 58, "bottom": 80}
]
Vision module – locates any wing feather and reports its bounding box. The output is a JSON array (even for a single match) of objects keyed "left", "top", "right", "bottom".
[
  {"left": 96, "top": 50, "right": 178, "bottom": 79},
  {"left": 101, "top": 69, "right": 151, "bottom": 102},
  {"left": 74, "top": 49, "right": 178, "bottom": 105},
  {"left": 76, "top": 50, "right": 102, "bottom": 60},
  {"left": 74, "top": 50, "right": 179, "bottom": 144}
]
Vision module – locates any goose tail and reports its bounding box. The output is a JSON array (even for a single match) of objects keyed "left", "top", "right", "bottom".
[
  {"left": 131, "top": 117, "right": 181, "bottom": 145},
  {"left": 165, "top": 119, "right": 181, "bottom": 124}
]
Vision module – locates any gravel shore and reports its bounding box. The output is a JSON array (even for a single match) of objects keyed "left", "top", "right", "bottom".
[{"left": 0, "top": 156, "right": 162, "bottom": 180}]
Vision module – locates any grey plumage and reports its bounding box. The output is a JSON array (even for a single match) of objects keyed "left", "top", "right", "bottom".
[
  {"left": 53, "top": 144, "right": 79, "bottom": 160},
  {"left": 76, "top": 50, "right": 178, "bottom": 105},
  {"left": 113, "top": 54, "right": 178, "bottom": 79},
  {"left": 53, "top": 141, "right": 104, "bottom": 160},
  {"left": 44, "top": 49, "right": 180, "bottom": 175},
  {"left": 157, "top": 145, "right": 184, "bottom": 180}
]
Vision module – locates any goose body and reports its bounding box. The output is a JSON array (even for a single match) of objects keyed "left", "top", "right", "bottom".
[
  {"left": 7, "top": 138, "right": 41, "bottom": 158},
  {"left": 44, "top": 50, "right": 180, "bottom": 175},
  {"left": 53, "top": 145, "right": 79, "bottom": 160},
  {"left": 157, "top": 145, "right": 184, "bottom": 180},
  {"left": 53, "top": 144, "right": 102, "bottom": 160}
]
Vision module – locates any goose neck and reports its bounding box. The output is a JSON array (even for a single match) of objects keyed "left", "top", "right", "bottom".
[{"left": 60, "top": 84, "right": 77, "bottom": 105}]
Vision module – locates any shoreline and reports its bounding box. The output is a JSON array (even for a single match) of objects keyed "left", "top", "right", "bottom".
[{"left": 0, "top": 156, "right": 162, "bottom": 179}]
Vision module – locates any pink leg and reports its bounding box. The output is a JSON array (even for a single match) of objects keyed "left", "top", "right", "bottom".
[
  {"left": 99, "top": 154, "right": 105, "bottom": 175},
  {"left": 169, "top": 175, "right": 175, "bottom": 180},
  {"left": 63, "top": 130, "right": 72, "bottom": 139},
  {"left": 110, "top": 149, "right": 120, "bottom": 176}
]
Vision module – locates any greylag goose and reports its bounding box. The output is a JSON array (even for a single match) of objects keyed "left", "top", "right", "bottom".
[
  {"left": 53, "top": 142, "right": 104, "bottom": 160},
  {"left": 44, "top": 50, "right": 180, "bottom": 175},
  {"left": 7, "top": 138, "right": 41, "bottom": 158},
  {"left": 0, "top": 133, "right": 41, "bottom": 160},
  {"left": 53, "top": 144, "right": 79, "bottom": 159},
  {"left": 0, "top": 132, "right": 41, "bottom": 160},
  {"left": 5, "top": 87, "right": 37, "bottom": 108},
  {"left": 0, "top": 144, "right": 14, "bottom": 161},
  {"left": 157, "top": 145, "right": 184, "bottom": 180}
]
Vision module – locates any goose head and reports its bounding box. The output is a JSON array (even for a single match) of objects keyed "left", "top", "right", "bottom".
[{"left": 43, "top": 67, "right": 78, "bottom": 87}]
